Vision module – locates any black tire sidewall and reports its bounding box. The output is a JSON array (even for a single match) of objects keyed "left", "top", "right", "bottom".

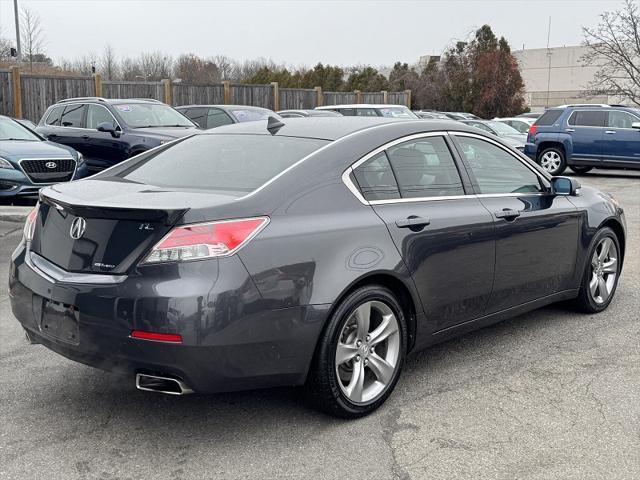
[
  {"left": 568, "top": 165, "right": 593, "bottom": 174},
  {"left": 538, "top": 147, "right": 567, "bottom": 176},
  {"left": 310, "top": 285, "right": 407, "bottom": 418},
  {"left": 576, "top": 227, "right": 621, "bottom": 313}
]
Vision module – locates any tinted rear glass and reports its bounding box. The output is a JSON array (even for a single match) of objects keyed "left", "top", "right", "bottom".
[
  {"left": 535, "top": 109, "right": 563, "bottom": 126},
  {"left": 119, "top": 134, "right": 329, "bottom": 193},
  {"left": 568, "top": 110, "right": 606, "bottom": 127}
]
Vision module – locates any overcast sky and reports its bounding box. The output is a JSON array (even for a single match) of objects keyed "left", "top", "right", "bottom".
[{"left": 0, "top": 0, "right": 622, "bottom": 67}]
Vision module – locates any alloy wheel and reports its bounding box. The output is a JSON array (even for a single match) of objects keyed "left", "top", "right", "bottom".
[
  {"left": 589, "top": 237, "right": 618, "bottom": 304},
  {"left": 335, "top": 300, "right": 400, "bottom": 405},
  {"left": 540, "top": 151, "right": 562, "bottom": 173}
]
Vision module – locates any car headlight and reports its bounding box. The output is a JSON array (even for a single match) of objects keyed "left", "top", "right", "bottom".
[{"left": 0, "top": 157, "right": 15, "bottom": 169}]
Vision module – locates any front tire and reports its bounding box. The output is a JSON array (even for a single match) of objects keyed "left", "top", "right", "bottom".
[
  {"left": 573, "top": 227, "right": 621, "bottom": 313},
  {"left": 305, "top": 285, "right": 407, "bottom": 418},
  {"left": 538, "top": 147, "right": 567, "bottom": 175},
  {"left": 568, "top": 165, "right": 593, "bottom": 174}
]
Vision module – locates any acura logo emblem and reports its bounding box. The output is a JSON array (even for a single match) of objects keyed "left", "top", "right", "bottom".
[
  {"left": 45, "top": 161, "right": 57, "bottom": 169},
  {"left": 70, "top": 217, "right": 87, "bottom": 240}
]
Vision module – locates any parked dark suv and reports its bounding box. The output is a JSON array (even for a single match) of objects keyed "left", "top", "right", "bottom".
[
  {"left": 524, "top": 104, "right": 640, "bottom": 175},
  {"left": 37, "top": 98, "right": 198, "bottom": 172}
]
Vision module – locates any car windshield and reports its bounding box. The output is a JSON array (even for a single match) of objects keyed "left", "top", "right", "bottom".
[
  {"left": 118, "top": 134, "right": 329, "bottom": 194},
  {"left": 487, "top": 121, "right": 520, "bottom": 135},
  {"left": 376, "top": 107, "right": 417, "bottom": 118},
  {"left": 0, "top": 116, "right": 41, "bottom": 141},
  {"left": 230, "top": 108, "right": 279, "bottom": 122},
  {"left": 114, "top": 103, "right": 195, "bottom": 128}
]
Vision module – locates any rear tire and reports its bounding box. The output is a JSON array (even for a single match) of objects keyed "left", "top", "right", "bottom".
[
  {"left": 572, "top": 227, "right": 621, "bottom": 313},
  {"left": 538, "top": 147, "right": 567, "bottom": 175},
  {"left": 568, "top": 165, "right": 593, "bottom": 174},
  {"left": 305, "top": 285, "right": 407, "bottom": 418}
]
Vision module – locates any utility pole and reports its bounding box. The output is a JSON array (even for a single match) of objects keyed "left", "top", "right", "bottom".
[
  {"left": 13, "top": 0, "right": 22, "bottom": 62},
  {"left": 545, "top": 16, "right": 552, "bottom": 109}
]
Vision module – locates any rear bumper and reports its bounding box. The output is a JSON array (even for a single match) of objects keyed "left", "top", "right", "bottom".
[{"left": 9, "top": 242, "right": 329, "bottom": 393}]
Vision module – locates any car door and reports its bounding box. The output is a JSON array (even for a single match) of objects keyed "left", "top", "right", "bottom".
[
  {"left": 451, "top": 133, "right": 581, "bottom": 313},
  {"left": 603, "top": 109, "right": 640, "bottom": 165},
  {"left": 83, "top": 103, "right": 129, "bottom": 171},
  {"left": 351, "top": 133, "right": 496, "bottom": 332},
  {"left": 565, "top": 109, "right": 605, "bottom": 161},
  {"left": 45, "top": 103, "right": 87, "bottom": 153}
]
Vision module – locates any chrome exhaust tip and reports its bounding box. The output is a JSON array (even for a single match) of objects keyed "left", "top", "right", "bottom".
[{"left": 135, "top": 373, "right": 193, "bottom": 395}]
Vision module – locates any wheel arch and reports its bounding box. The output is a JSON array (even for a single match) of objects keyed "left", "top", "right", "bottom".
[{"left": 599, "top": 218, "right": 626, "bottom": 268}]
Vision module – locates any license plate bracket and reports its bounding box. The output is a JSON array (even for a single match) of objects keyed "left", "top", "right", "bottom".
[{"left": 40, "top": 299, "right": 79, "bottom": 345}]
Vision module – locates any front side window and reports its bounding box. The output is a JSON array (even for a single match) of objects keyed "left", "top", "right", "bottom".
[
  {"left": 207, "top": 108, "right": 234, "bottom": 129},
  {"left": 386, "top": 136, "right": 464, "bottom": 198},
  {"left": 114, "top": 103, "right": 194, "bottom": 128},
  {"left": 454, "top": 136, "right": 544, "bottom": 194},
  {"left": 45, "top": 106, "right": 64, "bottom": 126},
  {"left": 352, "top": 152, "right": 400, "bottom": 201},
  {"left": 86, "top": 104, "right": 117, "bottom": 129},
  {"left": 182, "top": 107, "right": 207, "bottom": 128},
  {"left": 568, "top": 110, "right": 606, "bottom": 127},
  {"left": 607, "top": 110, "right": 639, "bottom": 129},
  {"left": 117, "top": 134, "right": 328, "bottom": 194},
  {"left": 60, "top": 104, "right": 85, "bottom": 127}
]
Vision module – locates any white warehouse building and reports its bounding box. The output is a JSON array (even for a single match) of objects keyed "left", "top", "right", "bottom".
[{"left": 513, "top": 45, "right": 630, "bottom": 111}]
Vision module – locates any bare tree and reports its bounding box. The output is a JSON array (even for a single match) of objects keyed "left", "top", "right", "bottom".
[
  {"left": 99, "top": 45, "right": 118, "bottom": 80},
  {"left": 20, "top": 7, "right": 46, "bottom": 71},
  {"left": 0, "top": 28, "right": 16, "bottom": 61},
  {"left": 582, "top": 0, "right": 640, "bottom": 106},
  {"left": 138, "top": 51, "right": 173, "bottom": 81}
]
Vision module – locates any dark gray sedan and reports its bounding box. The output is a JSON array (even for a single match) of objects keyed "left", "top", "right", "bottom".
[
  {"left": 175, "top": 104, "right": 280, "bottom": 129},
  {"left": 9, "top": 118, "right": 626, "bottom": 417}
]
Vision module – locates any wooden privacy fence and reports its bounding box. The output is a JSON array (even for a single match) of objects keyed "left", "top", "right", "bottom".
[{"left": 0, "top": 67, "right": 412, "bottom": 122}]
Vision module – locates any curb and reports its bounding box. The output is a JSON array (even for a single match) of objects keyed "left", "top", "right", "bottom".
[{"left": 0, "top": 209, "right": 31, "bottom": 223}]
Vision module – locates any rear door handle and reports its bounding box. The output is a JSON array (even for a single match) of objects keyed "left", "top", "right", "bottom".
[
  {"left": 81, "top": 135, "right": 91, "bottom": 140},
  {"left": 565, "top": 128, "right": 575, "bottom": 133},
  {"left": 494, "top": 209, "right": 521, "bottom": 219},
  {"left": 604, "top": 130, "right": 616, "bottom": 135},
  {"left": 395, "top": 216, "right": 431, "bottom": 230}
]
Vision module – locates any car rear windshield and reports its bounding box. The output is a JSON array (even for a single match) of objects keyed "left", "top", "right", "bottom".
[
  {"left": 118, "top": 134, "right": 329, "bottom": 193},
  {"left": 535, "top": 109, "right": 563, "bottom": 126}
]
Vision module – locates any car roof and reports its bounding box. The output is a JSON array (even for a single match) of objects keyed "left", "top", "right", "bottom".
[
  {"left": 176, "top": 105, "right": 273, "bottom": 111},
  {"left": 315, "top": 104, "right": 409, "bottom": 110},
  {"left": 54, "top": 97, "right": 166, "bottom": 106},
  {"left": 201, "top": 116, "right": 476, "bottom": 141}
]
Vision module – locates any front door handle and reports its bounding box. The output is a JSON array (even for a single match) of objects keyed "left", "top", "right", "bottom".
[
  {"left": 395, "top": 216, "right": 431, "bottom": 230},
  {"left": 47, "top": 133, "right": 58, "bottom": 139},
  {"left": 494, "top": 209, "right": 521, "bottom": 220},
  {"left": 565, "top": 128, "right": 575, "bottom": 133},
  {"left": 604, "top": 130, "right": 616, "bottom": 135},
  {"left": 81, "top": 135, "right": 90, "bottom": 140}
]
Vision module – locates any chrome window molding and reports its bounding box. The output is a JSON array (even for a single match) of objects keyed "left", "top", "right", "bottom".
[
  {"left": 342, "top": 130, "right": 552, "bottom": 207},
  {"left": 18, "top": 157, "right": 77, "bottom": 185},
  {"left": 45, "top": 102, "right": 122, "bottom": 131}
]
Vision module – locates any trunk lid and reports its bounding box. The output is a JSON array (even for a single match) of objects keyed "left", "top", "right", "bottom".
[{"left": 30, "top": 179, "right": 241, "bottom": 274}]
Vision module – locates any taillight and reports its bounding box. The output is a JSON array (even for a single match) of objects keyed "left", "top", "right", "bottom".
[
  {"left": 528, "top": 124, "right": 537, "bottom": 136},
  {"left": 141, "top": 217, "right": 269, "bottom": 264},
  {"left": 23, "top": 204, "right": 39, "bottom": 242}
]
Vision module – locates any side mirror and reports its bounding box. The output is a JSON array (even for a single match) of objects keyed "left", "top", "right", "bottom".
[
  {"left": 551, "top": 176, "right": 581, "bottom": 196},
  {"left": 96, "top": 121, "right": 119, "bottom": 138},
  {"left": 632, "top": 122, "right": 640, "bottom": 130}
]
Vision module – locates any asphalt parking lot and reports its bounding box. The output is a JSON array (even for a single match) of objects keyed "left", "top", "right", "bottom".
[{"left": 0, "top": 170, "right": 638, "bottom": 480}]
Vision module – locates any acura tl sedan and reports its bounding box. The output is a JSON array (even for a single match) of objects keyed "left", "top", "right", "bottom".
[{"left": 9, "top": 117, "right": 625, "bottom": 417}]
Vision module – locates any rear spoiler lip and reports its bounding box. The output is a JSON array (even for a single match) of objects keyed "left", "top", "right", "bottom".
[{"left": 39, "top": 190, "right": 188, "bottom": 225}]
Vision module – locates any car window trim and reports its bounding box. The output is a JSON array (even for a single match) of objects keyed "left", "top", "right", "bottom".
[
  {"left": 85, "top": 103, "right": 122, "bottom": 131},
  {"left": 45, "top": 102, "right": 122, "bottom": 132},
  {"left": 342, "top": 131, "right": 551, "bottom": 206}
]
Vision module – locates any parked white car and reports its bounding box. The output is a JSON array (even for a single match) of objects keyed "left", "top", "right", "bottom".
[
  {"left": 316, "top": 104, "right": 417, "bottom": 118},
  {"left": 494, "top": 117, "right": 535, "bottom": 134}
]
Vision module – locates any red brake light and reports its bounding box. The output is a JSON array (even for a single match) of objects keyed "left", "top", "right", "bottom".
[
  {"left": 528, "top": 124, "right": 537, "bottom": 135},
  {"left": 130, "top": 330, "right": 182, "bottom": 343},
  {"left": 23, "top": 204, "right": 39, "bottom": 242},
  {"left": 142, "top": 217, "right": 269, "bottom": 264}
]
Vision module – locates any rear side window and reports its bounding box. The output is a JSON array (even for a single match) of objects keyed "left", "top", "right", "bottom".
[
  {"left": 182, "top": 107, "right": 207, "bottom": 128},
  {"left": 386, "top": 136, "right": 464, "bottom": 198},
  {"left": 60, "top": 104, "right": 85, "bottom": 127},
  {"left": 45, "top": 106, "right": 64, "bottom": 126},
  {"left": 568, "top": 110, "right": 606, "bottom": 127},
  {"left": 535, "top": 109, "right": 563, "bottom": 126},
  {"left": 353, "top": 152, "right": 400, "bottom": 201},
  {"left": 119, "top": 134, "right": 328, "bottom": 194},
  {"left": 207, "top": 108, "right": 234, "bottom": 129}
]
